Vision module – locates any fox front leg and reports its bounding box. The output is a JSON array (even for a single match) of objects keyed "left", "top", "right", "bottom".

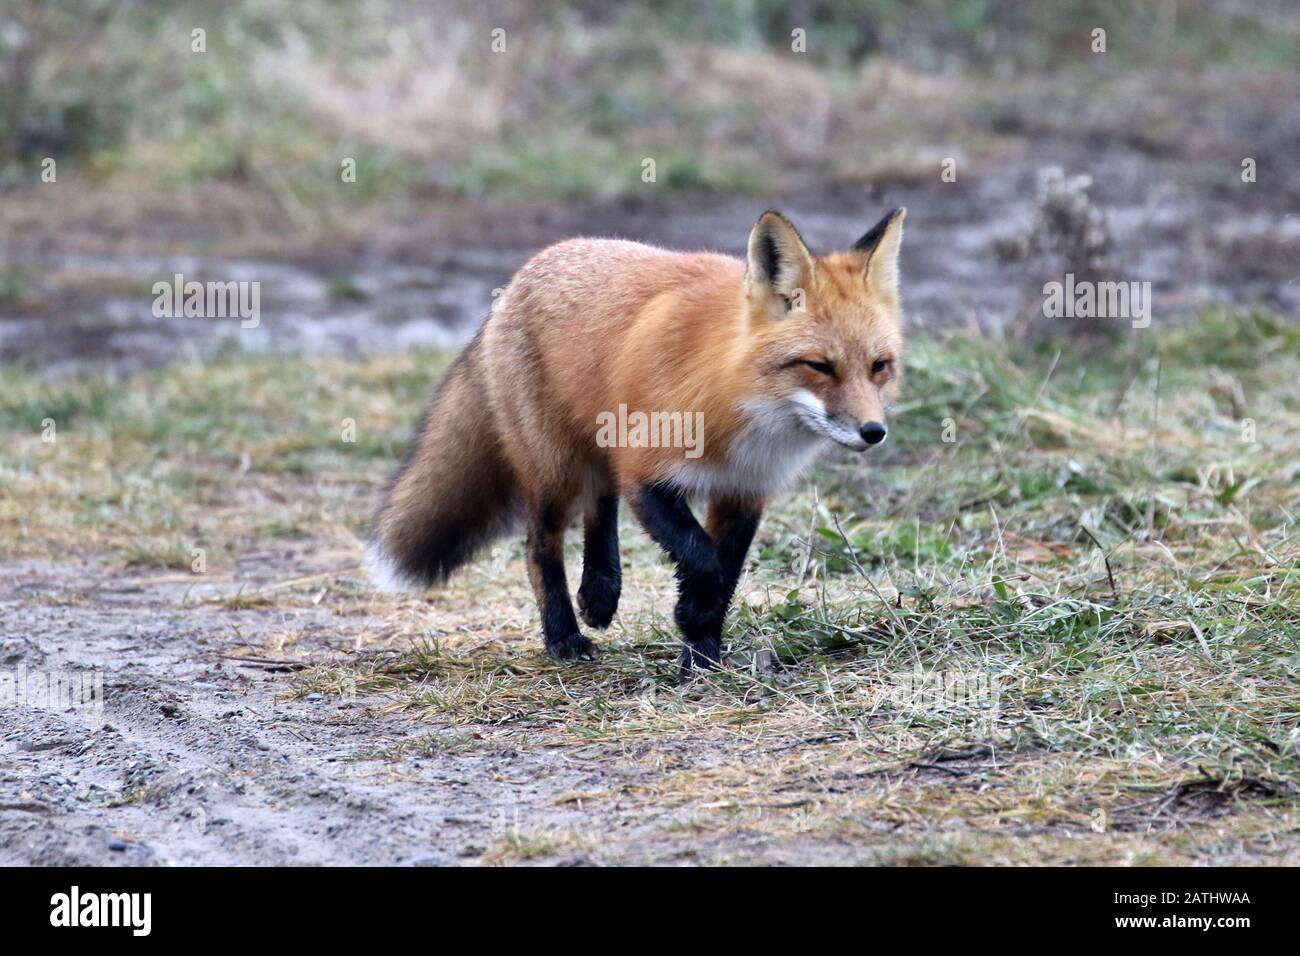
[
  {"left": 705, "top": 494, "right": 763, "bottom": 614},
  {"left": 631, "top": 483, "right": 732, "bottom": 678}
]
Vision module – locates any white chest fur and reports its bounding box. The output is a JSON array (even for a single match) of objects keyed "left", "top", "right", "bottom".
[{"left": 665, "top": 396, "right": 827, "bottom": 499}]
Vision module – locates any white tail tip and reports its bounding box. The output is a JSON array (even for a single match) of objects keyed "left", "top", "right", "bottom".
[{"left": 362, "top": 542, "right": 418, "bottom": 593}]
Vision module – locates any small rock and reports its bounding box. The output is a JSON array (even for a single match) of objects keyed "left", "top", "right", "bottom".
[{"left": 19, "top": 737, "right": 71, "bottom": 753}]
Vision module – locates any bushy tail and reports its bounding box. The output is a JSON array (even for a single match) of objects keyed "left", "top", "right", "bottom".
[{"left": 365, "top": 333, "right": 519, "bottom": 590}]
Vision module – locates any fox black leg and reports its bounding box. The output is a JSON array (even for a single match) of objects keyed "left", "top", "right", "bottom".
[
  {"left": 577, "top": 493, "right": 621, "bottom": 629},
  {"left": 526, "top": 500, "right": 598, "bottom": 661},
  {"left": 631, "top": 483, "right": 729, "bottom": 679},
  {"left": 706, "top": 494, "right": 763, "bottom": 613}
]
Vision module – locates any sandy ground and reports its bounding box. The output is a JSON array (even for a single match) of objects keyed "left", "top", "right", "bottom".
[{"left": 1, "top": 552, "right": 649, "bottom": 866}]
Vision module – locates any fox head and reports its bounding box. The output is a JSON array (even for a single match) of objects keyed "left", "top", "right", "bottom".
[{"left": 742, "top": 207, "right": 905, "bottom": 452}]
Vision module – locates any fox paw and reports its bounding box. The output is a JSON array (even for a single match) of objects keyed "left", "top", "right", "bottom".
[
  {"left": 677, "top": 637, "right": 723, "bottom": 683},
  {"left": 546, "top": 632, "right": 601, "bottom": 662}
]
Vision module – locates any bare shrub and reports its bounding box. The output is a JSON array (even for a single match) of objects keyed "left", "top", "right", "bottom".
[{"left": 994, "top": 167, "right": 1111, "bottom": 277}]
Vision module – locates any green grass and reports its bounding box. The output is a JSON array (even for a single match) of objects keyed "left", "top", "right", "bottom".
[
  {"left": 456, "top": 142, "right": 769, "bottom": 201},
  {"left": 4, "top": 308, "right": 1299, "bottom": 863},
  {"left": 0, "top": 345, "right": 444, "bottom": 566}
]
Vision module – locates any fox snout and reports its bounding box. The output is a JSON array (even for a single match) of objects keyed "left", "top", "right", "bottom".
[
  {"left": 858, "top": 420, "right": 887, "bottom": 445},
  {"left": 833, "top": 415, "right": 886, "bottom": 452},
  {"left": 831, "top": 391, "right": 888, "bottom": 451},
  {"left": 830, "top": 379, "right": 891, "bottom": 451},
  {"left": 790, "top": 390, "right": 890, "bottom": 452}
]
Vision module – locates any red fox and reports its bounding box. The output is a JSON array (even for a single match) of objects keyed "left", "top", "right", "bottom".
[{"left": 368, "top": 208, "right": 906, "bottom": 677}]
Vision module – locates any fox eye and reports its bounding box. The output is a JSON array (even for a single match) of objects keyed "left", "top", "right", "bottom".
[
  {"left": 803, "top": 359, "right": 836, "bottom": 376},
  {"left": 872, "top": 359, "right": 893, "bottom": 375}
]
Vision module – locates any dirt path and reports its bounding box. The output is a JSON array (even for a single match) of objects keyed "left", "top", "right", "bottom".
[
  {"left": 3, "top": 553, "right": 812, "bottom": 866},
  {"left": 3, "top": 557, "right": 663, "bottom": 866}
]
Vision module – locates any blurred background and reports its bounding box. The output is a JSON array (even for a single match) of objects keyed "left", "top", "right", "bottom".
[
  {"left": 5, "top": 3, "right": 1300, "bottom": 868},
  {"left": 1, "top": 0, "right": 1297, "bottom": 371}
]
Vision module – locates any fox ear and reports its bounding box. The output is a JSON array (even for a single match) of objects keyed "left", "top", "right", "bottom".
[
  {"left": 852, "top": 207, "right": 906, "bottom": 300},
  {"left": 746, "top": 210, "right": 814, "bottom": 314}
]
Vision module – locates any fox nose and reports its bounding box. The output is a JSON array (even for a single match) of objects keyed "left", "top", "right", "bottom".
[{"left": 859, "top": 421, "right": 888, "bottom": 445}]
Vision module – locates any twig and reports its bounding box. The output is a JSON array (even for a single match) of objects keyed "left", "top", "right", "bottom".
[
  {"left": 830, "top": 511, "right": 907, "bottom": 641},
  {"left": 1079, "top": 525, "right": 1119, "bottom": 603}
]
